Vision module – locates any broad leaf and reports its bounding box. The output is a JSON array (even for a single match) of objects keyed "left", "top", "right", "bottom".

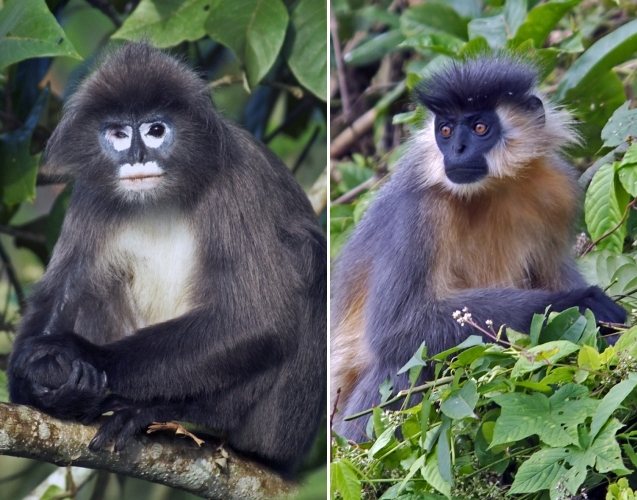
[
  {"left": 602, "top": 102, "right": 637, "bottom": 149},
  {"left": 512, "top": 0, "right": 582, "bottom": 48},
  {"left": 491, "top": 384, "right": 598, "bottom": 448},
  {"left": 205, "top": 0, "right": 289, "bottom": 88},
  {"left": 440, "top": 380, "right": 478, "bottom": 420},
  {"left": 511, "top": 340, "right": 580, "bottom": 377},
  {"left": 0, "top": 0, "right": 81, "bottom": 69},
  {"left": 331, "top": 459, "right": 361, "bottom": 500},
  {"left": 556, "top": 19, "right": 637, "bottom": 101},
  {"left": 508, "top": 447, "right": 570, "bottom": 494},
  {"left": 400, "top": 2, "right": 468, "bottom": 40},
  {"left": 287, "top": 0, "right": 327, "bottom": 100},
  {"left": 590, "top": 373, "right": 637, "bottom": 440},
  {"left": 112, "top": 0, "right": 209, "bottom": 47},
  {"left": 468, "top": 15, "right": 507, "bottom": 48},
  {"left": 585, "top": 162, "right": 628, "bottom": 253}
]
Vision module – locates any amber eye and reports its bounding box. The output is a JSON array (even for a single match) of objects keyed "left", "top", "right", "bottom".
[
  {"left": 440, "top": 125, "right": 452, "bottom": 137},
  {"left": 474, "top": 123, "right": 488, "bottom": 134}
]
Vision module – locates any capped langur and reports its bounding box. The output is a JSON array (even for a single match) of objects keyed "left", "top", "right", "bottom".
[
  {"left": 8, "top": 43, "right": 326, "bottom": 473},
  {"left": 331, "top": 55, "right": 626, "bottom": 441}
]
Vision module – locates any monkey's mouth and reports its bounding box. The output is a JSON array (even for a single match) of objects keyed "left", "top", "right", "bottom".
[{"left": 119, "top": 162, "right": 165, "bottom": 191}]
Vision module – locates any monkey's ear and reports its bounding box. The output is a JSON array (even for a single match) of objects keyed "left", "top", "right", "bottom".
[{"left": 523, "top": 96, "right": 545, "bottom": 125}]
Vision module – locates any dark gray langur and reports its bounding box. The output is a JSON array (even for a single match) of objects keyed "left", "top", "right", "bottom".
[
  {"left": 331, "top": 55, "right": 626, "bottom": 442},
  {"left": 7, "top": 43, "right": 326, "bottom": 474}
]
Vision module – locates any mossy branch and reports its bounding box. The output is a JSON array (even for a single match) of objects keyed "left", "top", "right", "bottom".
[{"left": 0, "top": 403, "right": 297, "bottom": 500}]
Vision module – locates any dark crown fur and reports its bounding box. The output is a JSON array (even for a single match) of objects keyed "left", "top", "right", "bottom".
[{"left": 415, "top": 55, "right": 539, "bottom": 116}]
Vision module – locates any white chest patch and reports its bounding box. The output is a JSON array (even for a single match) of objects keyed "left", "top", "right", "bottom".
[{"left": 107, "top": 212, "right": 197, "bottom": 329}]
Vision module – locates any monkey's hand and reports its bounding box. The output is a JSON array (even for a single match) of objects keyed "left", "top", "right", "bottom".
[
  {"left": 89, "top": 403, "right": 175, "bottom": 452},
  {"left": 11, "top": 332, "right": 108, "bottom": 424},
  {"left": 552, "top": 286, "right": 627, "bottom": 343}
]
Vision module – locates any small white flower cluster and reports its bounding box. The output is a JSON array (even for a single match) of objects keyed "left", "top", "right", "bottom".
[{"left": 452, "top": 307, "right": 472, "bottom": 326}]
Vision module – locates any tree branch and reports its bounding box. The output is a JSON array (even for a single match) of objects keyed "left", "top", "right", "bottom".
[{"left": 0, "top": 403, "right": 298, "bottom": 500}]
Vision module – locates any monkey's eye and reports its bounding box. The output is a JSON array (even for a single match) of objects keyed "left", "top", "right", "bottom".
[
  {"left": 140, "top": 122, "right": 170, "bottom": 148},
  {"left": 473, "top": 123, "right": 488, "bottom": 135},
  {"left": 440, "top": 125, "right": 452, "bottom": 137},
  {"left": 105, "top": 125, "right": 132, "bottom": 152},
  {"left": 148, "top": 123, "right": 166, "bottom": 138}
]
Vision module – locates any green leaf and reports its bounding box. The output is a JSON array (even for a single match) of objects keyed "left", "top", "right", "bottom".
[
  {"left": 368, "top": 426, "right": 397, "bottom": 458},
  {"left": 401, "top": 2, "right": 468, "bottom": 40},
  {"left": 398, "top": 341, "right": 428, "bottom": 374},
  {"left": 400, "top": 33, "right": 464, "bottom": 57},
  {"left": 430, "top": 335, "right": 483, "bottom": 361},
  {"left": 205, "top": 0, "right": 289, "bottom": 88},
  {"left": 331, "top": 459, "right": 362, "bottom": 500},
  {"left": 508, "top": 447, "right": 570, "bottom": 494},
  {"left": 287, "top": 0, "right": 327, "bottom": 100},
  {"left": 585, "top": 162, "right": 628, "bottom": 253},
  {"left": 512, "top": 0, "right": 582, "bottom": 48},
  {"left": 590, "top": 373, "right": 637, "bottom": 440},
  {"left": 436, "top": 416, "right": 453, "bottom": 487},
  {"left": 511, "top": 340, "right": 580, "bottom": 378},
  {"left": 529, "top": 309, "right": 548, "bottom": 347},
  {"left": 503, "top": 0, "right": 527, "bottom": 38},
  {"left": 491, "top": 384, "right": 598, "bottom": 448},
  {"left": 556, "top": 19, "right": 637, "bottom": 101},
  {"left": 40, "top": 485, "right": 66, "bottom": 500},
  {"left": 422, "top": 448, "right": 451, "bottom": 498},
  {"left": 539, "top": 307, "right": 586, "bottom": 344},
  {"left": 556, "top": 420, "right": 628, "bottom": 496},
  {"left": 566, "top": 70, "right": 626, "bottom": 156},
  {"left": 0, "top": 0, "right": 81, "bottom": 69},
  {"left": 578, "top": 345, "right": 601, "bottom": 371},
  {"left": 345, "top": 30, "right": 405, "bottom": 66},
  {"left": 467, "top": 15, "right": 507, "bottom": 48},
  {"left": 458, "top": 36, "right": 490, "bottom": 57},
  {"left": 0, "top": 86, "right": 49, "bottom": 206},
  {"left": 112, "top": 0, "right": 210, "bottom": 48},
  {"left": 602, "top": 102, "right": 637, "bottom": 149},
  {"left": 440, "top": 380, "right": 478, "bottom": 420}
]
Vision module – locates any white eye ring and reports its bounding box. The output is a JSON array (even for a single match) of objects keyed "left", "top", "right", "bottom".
[
  {"left": 140, "top": 122, "right": 170, "bottom": 149},
  {"left": 105, "top": 126, "right": 132, "bottom": 151}
]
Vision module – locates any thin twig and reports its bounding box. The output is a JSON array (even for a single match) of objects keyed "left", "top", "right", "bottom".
[
  {"left": 343, "top": 376, "right": 455, "bottom": 421},
  {"left": 330, "top": 1, "right": 351, "bottom": 116},
  {"left": 208, "top": 75, "right": 243, "bottom": 88},
  {"left": 267, "top": 82, "right": 303, "bottom": 100},
  {"left": 331, "top": 175, "right": 380, "bottom": 205},
  {"left": 583, "top": 197, "right": 637, "bottom": 255},
  {"left": 330, "top": 388, "right": 341, "bottom": 462}
]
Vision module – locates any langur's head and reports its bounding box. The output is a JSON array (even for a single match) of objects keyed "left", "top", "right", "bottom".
[
  {"left": 414, "top": 54, "right": 578, "bottom": 196},
  {"left": 42, "top": 43, "right": 223, "bottom": 208}
]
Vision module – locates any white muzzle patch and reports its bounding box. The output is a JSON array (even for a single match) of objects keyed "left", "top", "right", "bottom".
[{"left": 119, "top": 161, "right": 165, "bottom": 191}]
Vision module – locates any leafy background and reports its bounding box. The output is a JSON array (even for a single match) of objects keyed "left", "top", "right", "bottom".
[
  {"left": 0, "top": 0, "right": 327, "bottom": 498},
  {"left": 330, "top": 0, "right": 637, "bottom": 499}
]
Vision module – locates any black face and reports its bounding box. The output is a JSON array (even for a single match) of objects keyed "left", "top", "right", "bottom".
[
  {"left": 434, "top": 110, "right": 502, "bottom": 184},
  {"left": 99, "top": 117, "right": 176, "bottom": 194}
]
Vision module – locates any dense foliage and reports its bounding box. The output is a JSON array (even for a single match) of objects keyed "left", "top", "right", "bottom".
[
  {"left": 0, "top": 0, "right": 327, "bottom": 498},
  {"left": 330, "top": 0, "right": 637, "bottom": 499}
]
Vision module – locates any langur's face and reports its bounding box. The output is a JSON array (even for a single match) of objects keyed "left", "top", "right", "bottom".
[
  {"left": 433, "top": 110, "right": 502, "bottom": 185},
  {"left": 100, "top": 116, "right": 175, "bottom": 195}
]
